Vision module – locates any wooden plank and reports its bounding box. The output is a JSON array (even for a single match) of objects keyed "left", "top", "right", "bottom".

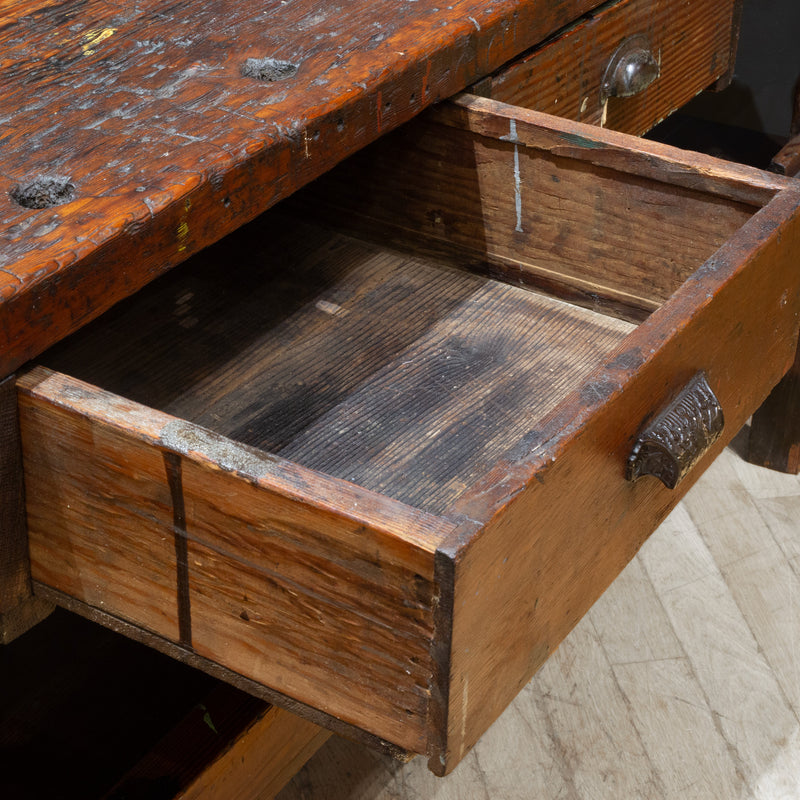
[
  {"left": 295, "top": 96, "right": 771, "bottom": 321},
  {"left": 281, "top": 282, "right": 633, "bottom": 514},
  {"left": 429, "top": 185, "right": 800, "bottom": 773},
  {"left": 0, "top": 0, "right": 606, "bottom": 376},
  {"left": 104, "top": 683, "right": 330, "bottom": 800},
  {"left": 17, "top": 366, "right": 453, "bottom": 752},
  {"left": 175, "top": 706, "right": 330, "bottom": 800},
  {"left": 482, "top": 0, "right": 738, "bottom": 135}
]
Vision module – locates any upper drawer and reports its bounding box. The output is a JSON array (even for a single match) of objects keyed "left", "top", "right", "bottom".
[
  {"left": 475, "top": 0, "right": 741, "bottom": 135},
  {"left": 17, "top": 95, "right": 800, "bottom": 775}
]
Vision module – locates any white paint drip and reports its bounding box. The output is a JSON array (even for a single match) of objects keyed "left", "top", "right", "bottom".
[{"left": 511, "top": 120, "right": 523, "bottom": 233}]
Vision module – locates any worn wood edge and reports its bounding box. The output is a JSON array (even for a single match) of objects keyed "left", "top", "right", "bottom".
[
  {"left": 0, "top": 0, "right": 605, "bottom": 377},
  {"left": 426, "top": 517, "right": 479, "bottom": 776},
  {"left": 450, "top": 186, "right": 800, "bottom": 525},
  {"left": 17, "top": 366, "right": 452, "bottom": 558},
  {"left": 0, "top": 596, "right": 54, "bottom": 645},
  {"left": 424, "top": 186, "right": 800, "bottom": 770},
  {"left": 33, "top": 582, "right": 415, "bottom": 764},
  {"left": 434, "top": 94, "right": 790, "bottom": 205}
]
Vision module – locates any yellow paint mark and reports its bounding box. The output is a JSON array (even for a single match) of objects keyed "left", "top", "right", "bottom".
[
  {"left": 177, "top": 199, "right": 191, "bottom": 252},
  {"left": 81, "top": 27, "right": 117, "bottom": 56}
]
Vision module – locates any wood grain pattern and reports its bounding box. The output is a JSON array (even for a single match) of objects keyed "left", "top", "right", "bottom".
[
  {"left": 0, "top": 0, "right": 605, "bottom": 377},
  {"left": 19, "top": 100, "right": 800, "bottom": 770},
  {"left": 478, "top": 0, "right": 739, "bottom": 136},
  {"left": 17, "top": 366, "right": 453, "bottom": 752},
  {"left": 40, "top": 219, "right": 632, "bottom": 515},
  {"left": 430, "top": 185, "right": 800, "bottom": 773}
]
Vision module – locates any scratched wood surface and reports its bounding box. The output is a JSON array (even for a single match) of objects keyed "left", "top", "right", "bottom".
[
  {"left": 0, "top": 0, "right": 604, "bottom": 377},
  {"left": 278, "top": 441, "right": 800, "bottom": 799}
]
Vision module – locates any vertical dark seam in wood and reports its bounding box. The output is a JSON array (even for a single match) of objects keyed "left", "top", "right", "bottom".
[{"left": 164, "top": 451, "right": 192, "bottom": 647}]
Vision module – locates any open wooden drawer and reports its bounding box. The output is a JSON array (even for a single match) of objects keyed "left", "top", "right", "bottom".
[{"left": 16, "top": 94, "right": 800, "bottom": 776}]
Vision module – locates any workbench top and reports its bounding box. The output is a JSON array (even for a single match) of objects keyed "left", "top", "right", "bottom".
[{"left": 0, "top": 0, "right": 599, "bottom": 374}]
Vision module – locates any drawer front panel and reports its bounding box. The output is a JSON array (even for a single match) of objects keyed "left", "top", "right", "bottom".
[{"left": 480, "top": 0, "right": 739, "bottom": 135}]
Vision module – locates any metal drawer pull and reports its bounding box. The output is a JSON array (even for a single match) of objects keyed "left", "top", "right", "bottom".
[
  {"left": 627, "top": 371, "right": 724, "bottom": 489},
  {"left": 601, "top": 35, "right": 660, "bottom": 100}
]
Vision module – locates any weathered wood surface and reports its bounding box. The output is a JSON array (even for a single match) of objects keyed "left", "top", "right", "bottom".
[
  {"left": 0, "top": 0, "right": 605, "bottom": 377},
  {"left": 476, "top": 0, "right": 738, "bottom": 135},
  {"left": 18, "top": 366, "right": 452, "bottom": 752},
  {"left": 20, "top": 100, "right": 800, "bottom": 769},
  {"left": 104, "top": 683, "right": 330, "bottom": 800},
  {"left": 40, "top": 217, "right": 633, "bottom": 515},
  {"left": 430, "top": 184, "right": 800, "bottom": 772}
]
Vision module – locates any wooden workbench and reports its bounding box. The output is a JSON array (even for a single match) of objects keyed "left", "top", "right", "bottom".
[{"left": 7, "top": 0, "right": 798, "bottom": 792}]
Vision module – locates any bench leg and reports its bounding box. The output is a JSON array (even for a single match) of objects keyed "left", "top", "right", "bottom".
[
  {"left": 0, "top": 374, "right": 52, "bottom": 643},
  {"left": 748, "top": 342, "right": 800, "bottom": 473}
]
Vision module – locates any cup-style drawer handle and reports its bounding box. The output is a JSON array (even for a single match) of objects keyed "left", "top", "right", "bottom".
[
  {"left": 601, "top": 35, "right": 660, "bottom": 100},
  {"left": 626, "top": 372, "right": 724, "bottom": 490}
]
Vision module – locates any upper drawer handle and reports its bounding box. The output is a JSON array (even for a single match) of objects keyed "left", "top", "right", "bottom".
[
  {"left": 626, "top": 371, "right": 724, "bottom": 490},
  {"left": 601, "top": 35, "right": 660, "bottom": 100}
]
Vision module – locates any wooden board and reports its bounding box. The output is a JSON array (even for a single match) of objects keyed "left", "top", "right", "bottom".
[{"left": 0, "top": 0, "right": 605, "bottom": 377}]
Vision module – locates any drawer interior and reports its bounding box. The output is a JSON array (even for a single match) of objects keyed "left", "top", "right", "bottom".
[{"left": 40, "top": 214, "right": 633, "bottom": 516}]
